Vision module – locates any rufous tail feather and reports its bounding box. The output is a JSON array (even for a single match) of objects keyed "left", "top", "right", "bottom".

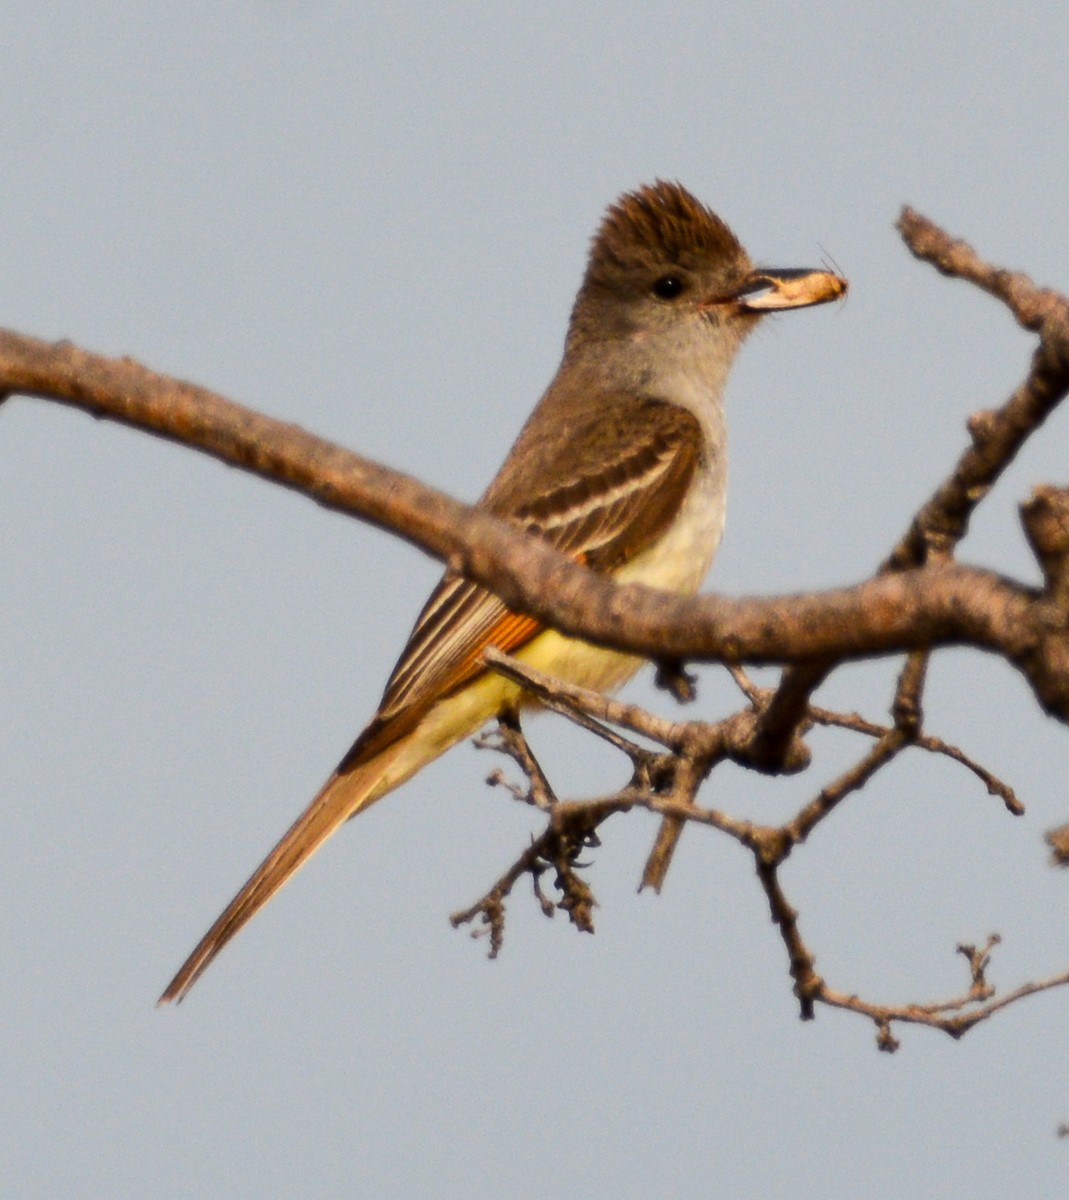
[{"left": 158, "top": 742, "right": 404, "bottom": 1004}]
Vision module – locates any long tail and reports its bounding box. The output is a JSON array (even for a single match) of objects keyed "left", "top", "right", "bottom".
[{"left": 158, "top": 741, "right": 404, "bottom": 1004}]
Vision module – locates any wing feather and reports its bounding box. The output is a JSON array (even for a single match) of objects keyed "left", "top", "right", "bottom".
[{"left": 343, "top": 395, "right": 705, "bottom": 764}]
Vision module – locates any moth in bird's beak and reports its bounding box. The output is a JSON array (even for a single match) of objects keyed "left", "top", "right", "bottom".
[{"left": 734, "top": 266, "right": 848, "bottom": 312}]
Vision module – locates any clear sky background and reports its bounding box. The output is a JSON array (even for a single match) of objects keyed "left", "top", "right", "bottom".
[{"left": 3, "top": 4, "right": 1069, "bottom": 1197}]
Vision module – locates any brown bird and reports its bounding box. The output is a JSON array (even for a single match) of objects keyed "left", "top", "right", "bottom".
[{"left": 160, "top": 181, "right": 845, "bottom": 1003}]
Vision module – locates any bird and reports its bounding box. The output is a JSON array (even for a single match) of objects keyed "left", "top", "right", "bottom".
[{"left": 159, "top": 180, "right": 845, "bottom": 1003}]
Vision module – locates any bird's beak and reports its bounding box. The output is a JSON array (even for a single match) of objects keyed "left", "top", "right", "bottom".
[{"left": 733, "top": 267, "right": 848, "bottom": 312}]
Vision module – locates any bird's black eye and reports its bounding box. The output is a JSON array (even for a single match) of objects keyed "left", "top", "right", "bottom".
[{"left": 652, "top": 273, "right": 687, "bottom": 300}]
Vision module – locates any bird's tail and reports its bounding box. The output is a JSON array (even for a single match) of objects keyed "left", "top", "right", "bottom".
[{"left": 158, "top": 741, "right": 404, "bottom": 1005}]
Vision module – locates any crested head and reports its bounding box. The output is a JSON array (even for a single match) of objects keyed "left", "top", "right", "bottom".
[
  {"left": 566, "top": 181, "right": 755, "bottom": 354},
  {"left": 590, "top": 181, "right": 748, "bottom": 280},
  {"left": 560, "top": 181, "right": 845, "bottom": 391}
]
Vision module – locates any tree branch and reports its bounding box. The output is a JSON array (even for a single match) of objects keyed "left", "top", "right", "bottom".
[
  {"left": 1, "top": 325, "right": 1068, "bottom": 718},
  {"left": 7, "top": 209, "right": 1069, "bottom": 1042}
]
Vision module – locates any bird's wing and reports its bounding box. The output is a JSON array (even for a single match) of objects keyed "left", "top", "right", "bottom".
[
  {"left": 344, "top": 394, "right": 705, "bottom": 765},
  {"left": 157, "top": 395, "right": 706, "bottom": 1004}
]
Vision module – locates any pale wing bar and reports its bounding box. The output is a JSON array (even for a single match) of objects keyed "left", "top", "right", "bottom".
[{"left": 377, "top": 399, "right": 703, "bottom": 721}]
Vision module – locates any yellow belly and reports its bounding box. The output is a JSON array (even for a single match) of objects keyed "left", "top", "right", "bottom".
[{"left": 363, "top": 487, "right": 724, "bottom": 806}]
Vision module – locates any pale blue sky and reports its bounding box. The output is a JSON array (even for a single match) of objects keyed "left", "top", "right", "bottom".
[{"left": 3, "top": 4, "right": 1069, "bottom": 1197}]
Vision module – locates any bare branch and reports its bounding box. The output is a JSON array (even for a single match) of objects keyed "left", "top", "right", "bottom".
[
  {"left": 889, "top": 209, "right": 1069, "bottom": 572},
  {"left": 6, "top": 209, "right": 1069, "bottom": 1046},
  {"left": 746, "top": 209, "right": 1069, "bottom": 770},
  {"left": 2, "top": 320, "right": 1069, "bottom": 719},
  {"left": 461, "top": 643, "right": 1050, "bottom": 1045},
  {"left": 817, "top": 936, "right": 1069, "bottom": 1047}
]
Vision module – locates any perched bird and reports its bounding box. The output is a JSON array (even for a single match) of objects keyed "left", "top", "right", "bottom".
[{"left": 160, "top": 181, "right": 845, "bottom": 1002}]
